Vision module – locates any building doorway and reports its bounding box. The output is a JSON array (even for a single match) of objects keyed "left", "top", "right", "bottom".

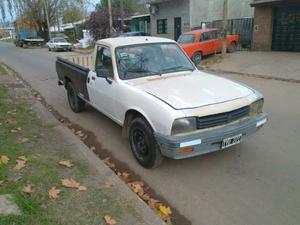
[{"left": 174, "top": 17, "right": 182, "bottom": 41}]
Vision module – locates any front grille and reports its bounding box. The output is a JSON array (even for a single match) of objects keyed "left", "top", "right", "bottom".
[{"left": 196, "top": 106, "right": 250, "bottom": 129}]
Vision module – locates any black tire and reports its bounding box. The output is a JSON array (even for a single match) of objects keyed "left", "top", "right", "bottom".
[
  {"left": 192, "top": 52, "right": 202, "bottom": 65},
  {"left": 66, "top": 82, "right": 85, "bottom": 113},
  {"left": 228, "top": 42, "right": 237, "bottom": 53},
  {"left": 48, "top": 48, "right": 51, "bottom": 51},
  {"left": 129, "top": 117, "right": 163, "bottom": 169}
]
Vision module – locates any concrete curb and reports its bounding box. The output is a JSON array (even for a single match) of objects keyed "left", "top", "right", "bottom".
[
  {"left": 201, "top": 67, "right": 300, "bottom": 84},
  {"left": 3, "top": 64, "right": 166, "bottom": 225}
]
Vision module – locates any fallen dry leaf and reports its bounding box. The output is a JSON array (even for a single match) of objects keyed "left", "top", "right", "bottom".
[
  {"left": 0, "top": 180, "right": 4, "bottom": 186},
  {"left": 22, "top": 185, "right": 34, "bottom": 195},
  {"left": 48, "top": 187, "right": 60, "bottom": 199},
  {"left": 104, "top": 215, "right": 116, "bottom": 225},
  {"left": 10, "top": 129, "right": 18, "bottom": 133},
  {"left": 159, "top": 205, "right": 172, "bottom": 218},
  {"left": 103, "top": 182, "right": 115, "bottom": 188},
  {"left": 78, "top": 185, "right": 87, "bottom": 191},
  {"left": 14, "top": 160, "right": 26, "bottom": 171},
  {"left": 61, "top": 178, "right": 80, "bottom": 189},
  {"left": 103, "top": 158, "right": 116, "bottom": 170},
  {"left": 20, "top": 137, "right": 29, "bottom": 143},
  {"left": 17, "top": 156, "right": 27, "bottom": 162},
  {"left": 0, "top": 155, "right": 10, "bottom": 164},
  {"left": 58, "top": 160, "right": 73, "bottom": 168},
  {"left": 141, "top": 193, "right": 151, "bottom": 202},
  {"left": 148, "top": 198, "right": 160, "bottom": 209}
]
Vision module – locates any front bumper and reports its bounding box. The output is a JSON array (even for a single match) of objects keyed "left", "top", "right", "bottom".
[{"left": 155, "top": 113, "right": 268, "bottom": 159}]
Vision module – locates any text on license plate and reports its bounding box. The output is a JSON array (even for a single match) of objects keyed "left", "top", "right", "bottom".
[{"left": 221, "top": 134, "right": 242, "bottom": 149}]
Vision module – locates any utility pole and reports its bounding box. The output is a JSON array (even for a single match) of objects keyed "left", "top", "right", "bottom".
[
  {"left": 108, "top": 0, "right": 113, "bottom": 36},
  {"left": 43, "top": 0, "right": 51, "bottom": 40},
  {"left": 221, "top": 0, "right": 228, "bottom": 57},
  {"left": 120, "top": 0, "right": 125, "bottom": 31}
]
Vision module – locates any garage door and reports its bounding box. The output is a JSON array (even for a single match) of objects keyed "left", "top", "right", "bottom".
[{"left": 272, "top": 6, "right": 300, "bottom": 51}]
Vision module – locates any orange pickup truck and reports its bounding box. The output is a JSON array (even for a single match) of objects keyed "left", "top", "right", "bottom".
[{"left": 178, "top": 28, "right": 239, "bottom": 64}]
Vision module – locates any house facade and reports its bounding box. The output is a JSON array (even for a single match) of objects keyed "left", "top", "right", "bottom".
[
  {"left": 251, "top": 0, "right": 300, "bottom": 51},
  {"left": 147, "top": 0, "right": 254, "bottom": 40}
]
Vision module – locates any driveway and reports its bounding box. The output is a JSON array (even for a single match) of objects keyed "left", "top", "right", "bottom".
[
  {"left": 1, "top": 43, "right": 300, "bottom": 225},
  {"left": 205, "top": 51, "right": 300, "bottom": 81}
]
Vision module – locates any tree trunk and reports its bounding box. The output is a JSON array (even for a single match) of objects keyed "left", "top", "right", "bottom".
[{"left": 221, "top": 0, "right": 228, "bottom": 57}]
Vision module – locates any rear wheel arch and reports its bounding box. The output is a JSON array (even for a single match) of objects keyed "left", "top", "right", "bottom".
[
  {"left": 64, "top": 76, "right": 72, "bottom": 89},
  {"left": 192, "top": 51, "right": 203, "bottom": 65}
]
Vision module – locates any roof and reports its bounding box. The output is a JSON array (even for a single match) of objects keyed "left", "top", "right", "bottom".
[
  {"left": 131, "top": 14, "right": 150, "bottom": 19},
  {"left": 184, "top": 28, "right": 218, "bottom": 35},
  {"left": 97, "top": 36, "right": 176, "bottom": 48}
]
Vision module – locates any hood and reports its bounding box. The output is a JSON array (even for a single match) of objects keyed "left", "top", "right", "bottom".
[
  {"left": 55, "top": 42, "right": 71, "bottom": 45},
  {"left": 127, "top": 70, "right": 254, "bottom": 110}
]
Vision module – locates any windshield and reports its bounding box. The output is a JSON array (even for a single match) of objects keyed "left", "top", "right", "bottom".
[
  {"left": 177, "top": 34, "right": 195, "bottom": 44},
  {"left": 54, "top": 38, "right": 67, "bottom": 43},
  {"left": 116, "top": 43, "right": 195, "bottom": 80}
]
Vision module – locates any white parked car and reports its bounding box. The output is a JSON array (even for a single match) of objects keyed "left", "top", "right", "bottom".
[
  {"left": 47, "top": 37, "right": 72, "bottom": 52},
  {"left": 56, "top": 37, "right": 268, "bottom": 168}
]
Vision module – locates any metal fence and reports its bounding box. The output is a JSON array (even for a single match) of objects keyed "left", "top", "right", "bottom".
[{"left": 193, "top": 18, "right": 254, "bottom": 49}]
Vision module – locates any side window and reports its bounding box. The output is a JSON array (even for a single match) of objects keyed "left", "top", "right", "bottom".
[
  {"left": 157, "top": 19, "right": 168, "bottom": 34},
  {"left": 211, "top": 31, "right": 220, "bottom": 39},
  {"left": 95, "top": 46, "right": 113, "bottom": 77},
  {"left": 200, "top": 32, "right": 211, "bottom": 42}
]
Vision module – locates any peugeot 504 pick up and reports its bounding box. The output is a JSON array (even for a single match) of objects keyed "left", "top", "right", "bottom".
[{"left": 56, "top": 36, "right": 268, "bottom": 168}]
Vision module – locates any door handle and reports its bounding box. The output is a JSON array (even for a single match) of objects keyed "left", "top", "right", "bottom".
[{"left": 91, "top": 76, "right": 96, "bottom": 81}]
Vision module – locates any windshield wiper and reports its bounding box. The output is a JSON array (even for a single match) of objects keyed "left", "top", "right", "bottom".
[
  {"left": 161, "top": 65, "right": 195, "bottom": 73},
  {"left": 124, "top": 68, "right": 162, "bottom": 77}
]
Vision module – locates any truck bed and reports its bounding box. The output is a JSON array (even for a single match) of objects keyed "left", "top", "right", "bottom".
[
  {"left": 60, "top": 54, "right": 94, "bottom": 70},
  {"left": 56, "top": 57, "right": 90, "bottom": 101}
]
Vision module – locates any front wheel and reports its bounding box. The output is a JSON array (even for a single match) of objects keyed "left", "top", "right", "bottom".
[
  {"left": 129, "top": 117, "right": 163, "bottom": 169},
  {"left": 192, "top": 52, "right": 202, "bottom": 65},
  {"left": 66, "top": 82, "right": 85, "bottom": 113}
]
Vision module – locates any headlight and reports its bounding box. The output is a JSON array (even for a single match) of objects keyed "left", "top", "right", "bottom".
[
  {"left": 171, "top": 117, "right": 197, "bottom": 135},
  {"left": 250, "top": 98, "right": 264, "bottom": 115}
]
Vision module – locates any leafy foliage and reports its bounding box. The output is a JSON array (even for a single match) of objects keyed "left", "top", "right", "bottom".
[{"left": 0, "top": 0, "right": 86, "bottom": 40}]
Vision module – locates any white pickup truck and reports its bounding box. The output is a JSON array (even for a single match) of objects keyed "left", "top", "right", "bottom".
[{"left": 56, "top": 37, "right": 268, "bottom": 168}]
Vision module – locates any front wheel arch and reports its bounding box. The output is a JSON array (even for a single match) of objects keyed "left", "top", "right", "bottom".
[{"left": 122, "top": 109, "right": 153, "bottom": 139}]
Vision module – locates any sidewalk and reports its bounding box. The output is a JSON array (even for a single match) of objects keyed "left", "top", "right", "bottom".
[
  {"left": 202, "top": 51, "right": 300, "bottom": 82},
  {"left": 0, "top": 64, "right": 165, "bottom": 225}
]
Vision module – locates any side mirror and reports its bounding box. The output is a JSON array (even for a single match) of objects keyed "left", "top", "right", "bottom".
[
  {"left": 96, "top": 68, "right": 113, "bottom": 84},
  {"left": 96, "top": 68, "right": 112, "bottom": 78}
]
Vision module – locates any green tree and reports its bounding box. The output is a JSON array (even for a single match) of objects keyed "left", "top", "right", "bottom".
[{"left": 0, "top": 0, "right": 86, "bottom": 40}]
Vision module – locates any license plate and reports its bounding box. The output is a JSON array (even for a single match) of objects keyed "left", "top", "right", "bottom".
[{"left": 221, "top": 134, "right": 242, "bottom": 149}]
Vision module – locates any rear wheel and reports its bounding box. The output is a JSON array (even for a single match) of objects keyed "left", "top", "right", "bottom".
[
  {"left": 228, "top": 42, "right": 237, "bottom": 53},
  {"left": 129, "top": 117, "right": 163, "bottom": 169},
  {"left": 66, "top": 82, "right": 85, "bottom": 113},
  {"left": 192, "top": 52, "right": 202, "bottom": 65}
]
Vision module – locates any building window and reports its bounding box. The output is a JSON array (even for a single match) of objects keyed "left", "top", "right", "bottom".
[{"left": 157, "top": 19, "right": 167, "bottom": 34}]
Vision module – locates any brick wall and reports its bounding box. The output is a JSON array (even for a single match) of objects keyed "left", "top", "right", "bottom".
[{"left": 252, "top": 5, "right": 273, "bottom": 51}]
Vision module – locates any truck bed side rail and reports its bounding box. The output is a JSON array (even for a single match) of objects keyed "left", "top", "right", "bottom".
[{"left": 56, "top": 57, "right": 90, "bottom": 101}]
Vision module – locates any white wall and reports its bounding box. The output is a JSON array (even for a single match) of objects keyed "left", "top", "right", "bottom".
[
  {"left": 150, "top": 0, "right": 190, "bottom": 39},
  {"left": 190, "top": 0, "right": 254, "bottom": 28}
]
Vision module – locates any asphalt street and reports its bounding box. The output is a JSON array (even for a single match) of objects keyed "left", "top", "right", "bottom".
[{"left": 1, "top": 42, "right": 299, "bottom": 225}]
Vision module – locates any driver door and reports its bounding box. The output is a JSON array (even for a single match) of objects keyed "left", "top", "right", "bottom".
[{"left": 87, "top": 45, "right": 117, "bottom": 120}]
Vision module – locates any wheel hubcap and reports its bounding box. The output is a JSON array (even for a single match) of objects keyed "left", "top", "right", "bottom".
[{"left": 132, "top": 128, "right": 149, "bottom": 160}]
